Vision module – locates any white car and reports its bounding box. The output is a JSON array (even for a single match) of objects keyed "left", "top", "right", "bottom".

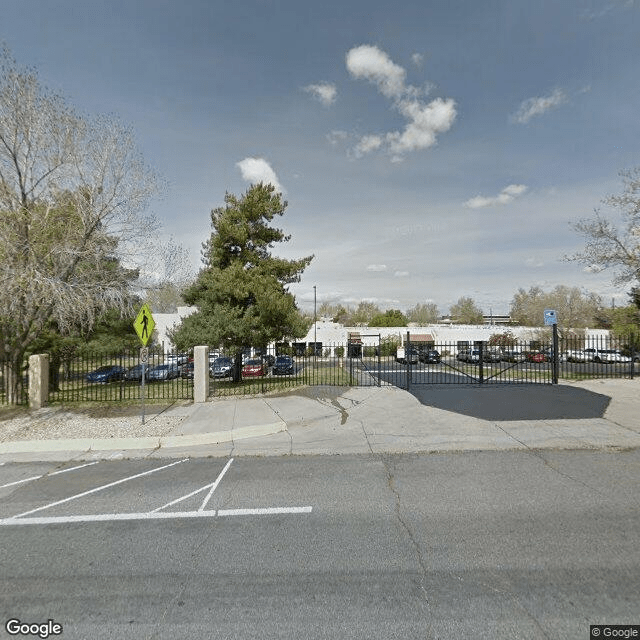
[
  {"left": 586, "top": 349, "right": 632, "bottom": 364},
  {"left": 565, "top": 349, "right": 593, "bottom": 363}
]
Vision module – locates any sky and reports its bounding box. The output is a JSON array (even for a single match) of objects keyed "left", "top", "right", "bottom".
[{"left": 2, "top": 0, "right": 639, "bottom": 317}]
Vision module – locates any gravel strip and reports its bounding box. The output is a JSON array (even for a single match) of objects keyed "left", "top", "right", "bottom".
[{"left": 0, "top": 409, "right": 185, "bottom": 442}]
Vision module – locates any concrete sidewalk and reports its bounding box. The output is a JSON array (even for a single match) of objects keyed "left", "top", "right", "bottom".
[{"left": 0, "top": 379, "right": 638, "bottom": 462}]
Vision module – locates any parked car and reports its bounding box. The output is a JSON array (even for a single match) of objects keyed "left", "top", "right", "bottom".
[
  {"left": 180, "top": 362, "right": 194, "bottom": 379},
  {"left": 419, "top": 350, "right": 441, "bottom": 364},
  {"left": 396, "top": 347, "right": 419, "bottom": 364},
  {"left": 165, "top": 353, "right": 189, "bottom": 365},
  {"left": 525, "top": 351, "right": 547, "bottom": 363},
  {"left": 211, "top": 357, "right": 234, "bottom": 378},
  {"left": 242, "top": 359, "right": 266, "bottom": 377},
  {"left": 262, "top": 354, "right": 276, "bottom": 367},
  {"left": 501, "top": 349, "right": 525, "bottom": 363},
  {"left": 564, "top": 349, "right": 593, "bottom": 363},
  {"left": 483, "top": 348, "right": 502, "bottom": 362},
  {"left": 85, "top": 365, "right": 126, "bottom": 383},
  {"left": 124, "top": 364, "right": 148, "bottom": 381},
  {"left": 590, "top": 349, "right": 632, "bottom": 364},
  {"left": 457, "top": 349, "right": 480, "bottom": 363},
  {"left": 147, "top": 364, "right": 180, "bottom": 381},
  {"left": 272, "top": 355, "right": 295, "bottom": 375}
]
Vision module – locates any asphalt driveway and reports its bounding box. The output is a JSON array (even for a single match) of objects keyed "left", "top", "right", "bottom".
[{"left": 400, "top": 383, "right": 612, "bottom": 421}]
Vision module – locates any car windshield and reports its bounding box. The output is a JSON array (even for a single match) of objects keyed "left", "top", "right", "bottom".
[
  {"left": 276, "top": 357, "right": 291, "bottom": 363},
  {"left": 214, "top": 358, "right": 232, "bottom": 365},
  {"left": 245, "top": 359, "right": 261, "bottom": 365}
]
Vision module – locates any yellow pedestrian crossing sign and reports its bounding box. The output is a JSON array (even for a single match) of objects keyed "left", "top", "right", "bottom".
[{"left": 134, "top": 304, "right": 155, "bottom": 346}]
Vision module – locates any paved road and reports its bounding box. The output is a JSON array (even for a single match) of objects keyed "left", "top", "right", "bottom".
[
  {"left": 366, "top": 365, "right": 614, "bottom": 420},
  {"left": 1, "top": 450, "right": 638, "bottom": 639}
]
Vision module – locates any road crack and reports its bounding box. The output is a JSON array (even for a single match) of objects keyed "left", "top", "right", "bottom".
[{"left": 380, "top": 454, "right": 432, "bottom": 609}]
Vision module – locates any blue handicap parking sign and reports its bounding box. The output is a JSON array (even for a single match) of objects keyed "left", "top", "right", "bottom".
[{"left": 544, "top": 309, "right": 557, "bottom": 325}]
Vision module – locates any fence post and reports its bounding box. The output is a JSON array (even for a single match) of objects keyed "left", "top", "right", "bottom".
[
  {"left": 406, "top": 331, "right": 411, "bottom": 391},
  {"left": 28, "top": 354, "right": 49, "bottom": 410},
  {"left": 349, "top": 344, "right": 353, "bottom": 382},
  {"left": 193, "top": 346, "right": 209, "bottom": 403},
  {"left": 377, "top": 334, "right": 381, "bottom": 387},
  {"left": 478, "top": 342, "right": 484, "bottom": 384},
  {"left": 552, "top": 324, "right": 559, "bottom": 384}
]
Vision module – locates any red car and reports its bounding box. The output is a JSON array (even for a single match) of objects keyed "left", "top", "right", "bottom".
[
  {"left": 526, "top": 352, "right": 547, "bottom": 363},
  {"left": 242, "top": 359, "right": 266, "bottom": 377}
]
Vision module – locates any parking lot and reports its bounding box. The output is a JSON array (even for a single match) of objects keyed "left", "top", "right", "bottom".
[{"left": 0, "top": 458, "right": 312, "bottom": 527}]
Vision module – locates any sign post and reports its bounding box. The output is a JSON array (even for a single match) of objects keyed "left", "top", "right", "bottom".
[
  {"left": 544, "top": 309, "right": 559, "bottom": 384},
  {"left": 133, "top": 304, "right": 155, "bottom": 424}
]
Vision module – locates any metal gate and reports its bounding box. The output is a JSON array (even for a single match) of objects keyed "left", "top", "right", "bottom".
[{"left": 352, "top": 332, "right": 638, "bottom": 388}]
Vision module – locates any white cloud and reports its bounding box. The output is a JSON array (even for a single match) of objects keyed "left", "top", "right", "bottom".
[
  {"left": 386, "top": 97, "right": 457, "bottom": 156},
  {"left": 327, "top": 130, "right": 349, "bottom": 145},
  {"left": 411, "top": 53, "right": 424, "bottom": 67},
  {"left": 352, "top": 134, "right": 384, "bottom": 159},
  {"left": 394, "top": 270, "right": 409, "bottom": 277},
  {"left": 236, "top": 157, "right": 284, "bottom": 194},
  {"left": 344, "top": 44, "right": 457, "bottom": 160},
  {"left": 511, "top": 88, "right": 568, "bottom": 124},
  {"left": 464, "top": 184, "right": 528, "bottom": 209},
  {"left": 367, "top": 264, "right": 388, "bottom": 272},
  {"left": 346, "top": 44, "right": 406, "bottom": 98},
  {"left": 303, "top": 82, "right": 337, "bottom": 106}
]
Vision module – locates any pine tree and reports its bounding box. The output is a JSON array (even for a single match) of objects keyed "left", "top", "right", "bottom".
[{"left": 171, "top": 184, "right": 313, "bottom": 381}]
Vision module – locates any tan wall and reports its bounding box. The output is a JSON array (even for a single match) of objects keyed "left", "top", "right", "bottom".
[{"left": 28, "top": 354, "right": 49, "bottom": 410}]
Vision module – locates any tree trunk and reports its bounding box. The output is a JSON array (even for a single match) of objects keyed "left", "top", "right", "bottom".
[
  {"left": 232, "top": 351, "right": 243, "bottom": 383},
  {"left": 3, "top": 356, "right": 24, "bottom": 405}
]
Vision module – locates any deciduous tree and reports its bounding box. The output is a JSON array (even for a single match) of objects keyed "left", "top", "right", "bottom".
[
  {"left": 0, "top": 48, "right": 159, "bottom": 403},
  {"left": 369, "top": 309, "right": 408, "bottom": 327},
  {"left": 406, "top": 302, "right": 440, "bottom": 324},
  {"left": 449, "top": 297, "right": 484, "bottom": 324},
  {"left": 567, "top": 167, "right": 640, "bottom": 289},
  {"left": 510, "top": 285, "right": 601, "bottom": 327}
]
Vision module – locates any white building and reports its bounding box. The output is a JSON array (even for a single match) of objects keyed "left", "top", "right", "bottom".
[
  {"left": 149, "top": 309, "right": 610, "bottom": 355},
  {"left": 152, "top": 306, "right": 197, "bottom": 352}
]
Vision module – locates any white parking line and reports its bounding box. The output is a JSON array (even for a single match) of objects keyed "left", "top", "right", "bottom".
[
  {"left": 0, "top": 462, "right": 99, "bottom": 489},
  {"left": 0, "top": 506, "right": 313, "bottom": 526},
  {"left": 151, "top": 458, "right": 234, "bottom": 513},
  {"left": 199, "top": 458, "right": 233, "bottom": 511},
  {"left": 8, "top": 458, "right": 189, "bottom": 519}
]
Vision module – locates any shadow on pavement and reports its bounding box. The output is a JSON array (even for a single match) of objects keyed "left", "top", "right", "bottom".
[{"left": 405, "top": 384, "right": 612, "bottom": 421}]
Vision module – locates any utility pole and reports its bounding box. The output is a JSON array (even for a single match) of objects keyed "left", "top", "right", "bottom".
[{"left": 313, "top": 285, "right": 317, "bottom": 354}]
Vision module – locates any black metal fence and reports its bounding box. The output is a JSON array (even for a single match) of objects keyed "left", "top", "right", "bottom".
[
  {"left": 207, "top": 345, "right": 358, "bottom": 397},
  {"left": 47, "top": 348, "right": 193, "bottom": 403},
  {"left": 3, "top": 334, "right": 638, "bottom": 406},
  {"left": 368, "top": 334, "right": 639, "bottom": 388}
]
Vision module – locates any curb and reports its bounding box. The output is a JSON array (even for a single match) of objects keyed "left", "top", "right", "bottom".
[{"left": 0, "top": 421, "right": 286, "bottom": 454}]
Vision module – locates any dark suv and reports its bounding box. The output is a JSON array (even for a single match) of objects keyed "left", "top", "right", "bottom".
[{"left": 419, "top": 350, "right": 441, "bottom": 364}]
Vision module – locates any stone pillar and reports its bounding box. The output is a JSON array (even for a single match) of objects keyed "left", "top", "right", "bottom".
[
  {"left": 28, "top": 354, "right": 49, "bottom": 410},
  {"left": 193, "top": 345, "right": 209, "bottom": 403}
]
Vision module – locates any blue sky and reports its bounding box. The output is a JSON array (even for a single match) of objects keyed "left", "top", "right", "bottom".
[{"left": 3, "top": 0, "right": 639, "bottom": 316}]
